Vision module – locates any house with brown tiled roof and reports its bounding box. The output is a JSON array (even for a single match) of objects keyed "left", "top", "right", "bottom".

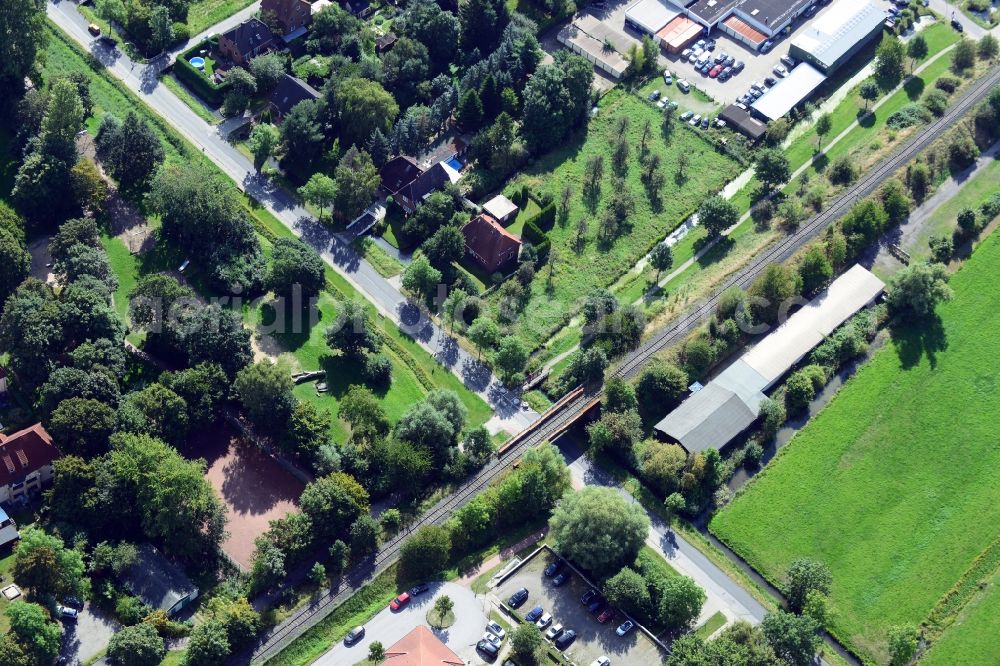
[
  {"left": 383, "top": 626, "right": 464, "bottom": 666},
  {"left": 262, "top": 0, "right": 312, "bottom": 36},
  {"left": 0, "top": 424, "right": 60, "bottom": 505},
  {"left": 462, "top": 213, "right": 522, "bottom": 274}
]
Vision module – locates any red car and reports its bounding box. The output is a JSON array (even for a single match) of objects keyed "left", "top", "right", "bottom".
[
  {"left": 390, "top": 592, "right": 411, "bottom": 611},
  {"left": 709, "top": 64, "right": 723, "bottom": 78},
  {"left": 597, "top": 607, "right": 615, "bottom": 624}
]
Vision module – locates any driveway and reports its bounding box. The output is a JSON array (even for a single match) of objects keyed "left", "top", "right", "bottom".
[
  {"left": 312, "top": 582, "right": 489, "bottom": 665},
  {"left": 60, "top": 604, "right": 119, "bottom": 665}
]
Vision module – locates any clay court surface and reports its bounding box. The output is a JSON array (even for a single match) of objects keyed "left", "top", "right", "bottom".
[{"left": 184, "top": 422, "right": 304, "bottom": 568}]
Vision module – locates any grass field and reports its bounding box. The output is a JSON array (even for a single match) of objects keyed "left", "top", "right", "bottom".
[
  {"left": 919, "top": 569, "right": 1000, "bottom": 665},
  {"left": 500, "top": 89, "right": 741, "bottom": 350},
  {"left": 710, "top": 230, "right": 1000, "bottom": 662},
  {"left": 186, "top": 0, "right": 256, "bottom": 35}
]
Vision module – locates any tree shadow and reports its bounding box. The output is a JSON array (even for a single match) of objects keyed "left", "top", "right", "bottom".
[
  {"left": 858, "top": 112, "right": 877, "bottom": 129},
  {"left": 811, "top": 152, "right": 830, "bottom": 173},
  {"left": 889, "top": 313, "right": 948, "bottom": 370},
  {"left": 261, "top": 299, "right": 323, "bottom": 351},
  {"left": 317, "top": 353, "right": 391, "bottom": 398}
]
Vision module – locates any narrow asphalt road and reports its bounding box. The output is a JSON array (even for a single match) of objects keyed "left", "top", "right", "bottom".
[{"left": 46, "top": 0, "right": 539, "bottom": 434}]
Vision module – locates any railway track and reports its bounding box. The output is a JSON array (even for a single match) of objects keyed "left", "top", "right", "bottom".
[{"left": 247, "top": 64, "right": 1000, "bottom": 664}]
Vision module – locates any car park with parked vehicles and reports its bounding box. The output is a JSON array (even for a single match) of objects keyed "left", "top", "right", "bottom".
[
  {"left": 536, "top": 612, "right": 553, "bottom": 629},
  {"left": 545, "top": 622, "right": 565, "bottom": 640},
  {"left": 486, "top": 621, "right": 506, "bottom": 639},
  {"left": 484, "top": 631, "right": 503, "bottom": 649},
  {"left": 689, "top": 113, "right": 701, "bottom": 126},
  {"left": 525, "top": 605, "right": 545, "bottom": 623},
  {"left": 477, "top": 639, "right": 499, "bottom": 658},
  {"left": 509, "top": 587, "right": 529, "bottom": 608},
  {"left": 555, "top": 629, "right": 578, "bottom": 650}
]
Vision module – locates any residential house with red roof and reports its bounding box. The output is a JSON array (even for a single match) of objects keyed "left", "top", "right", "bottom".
[
  {"left": 462, "top": 213, "right": 522, "bottom": 274},
  {"left": 0, "top": 424, "right": 60, "bottom": 505}
]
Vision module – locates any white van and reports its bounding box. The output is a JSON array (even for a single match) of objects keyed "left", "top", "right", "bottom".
[{"left": 677, "top": 79, "right": 691, "bottom": 93}]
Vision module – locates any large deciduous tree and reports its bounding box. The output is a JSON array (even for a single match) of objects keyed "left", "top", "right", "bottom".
[
  {"left": 549, "top": 487, "right": 650, "bottom": 576},
  {"left": 95, "top": 112, "right": 165, "bottom": 192}
]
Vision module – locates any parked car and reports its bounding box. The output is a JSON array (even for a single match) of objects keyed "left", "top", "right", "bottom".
[
  {"left": 709, "top": 64, "right": 723, "bottom": 78},
  {"left": 750, "top": 81, "right": 764, "bottom": 92},
  {"left": 590, "top": 658, "right": 611, "bottom": 666},
  {"left": 705, "top": 39, "right": 717, "bottom": 50},
  {"left": 688, "top": 50, "right": 700, "bottom": 63},
  {"left": 345, "top": 627, "right": 365, "bottom": 645},
  {"left": 677, "top": 79, "right": 691, "bottom": 93},
  {"left": 699, "top": 61, "right": 712, "bottom": 74},
  {"left": 773, "top": 65, "right": 788, "bottom": 77},
  {"left": 486, "top": 621, "right": 506, "bottom": 640},
  {"left": 951, "top": 17, "right": 963, "bottom": 32},
  {"left": 715, "top": 117, "right": 728, "bottom": 128},
  {"left": 555, "top": 629, "right": 578, "bottom": 650},
  {"left": 56, "top": 606, "right": 78, "bottom": 621},
  {"left": 663, "top": 69, "right": 673, "bottom": 84},
  {"left": 509, "top": 588, "right": 529, "bottom": 608},
  {"left": 736, "top": 102, "right": 748, "bottom": 110},
  {"left": 804, "top": 4, "right": 819, "bottom": 18},
  {"left": 694, "top": 38, "right": 706, "bottom": 49},
  {"left": 733, "top": 60, "right": 745, "bottom": 74},
  {"left": 597, "top": 607, "right": 615, "bottom": 623},
  {"left": 581, "top": 589, "right": 600, "bottom": 605},
  {"left": 700, "top": 116, "right": 710, "bottom": 129},
  {"left": 718, "top": 69, "right": 731, "bottom": 82},
  {"left": 750, "top": 88, "right": 763, "bottom": 99},
  {"left": 484, "top": 631, "right": 503, "bottom": 649},
  {"left": 545, "top": 561, "right": 564, "bottom": 577},
  {"left": 648, "top": 89, "right": 661, "bottom": 101},
  {"left": 616, "top": 619, "right": 635, "bottom": 636},
  {"left": 689, "top": 113, "right": 701, "bottom": 126},
  {"left": 552, "top": 571, "right": 571, "bottom": 587},
  {"left": 525, "top": 605, "right": 545, "bottom": 623},
  {"left": 764, "top": 76, "right": 777, "bottom": 87},
  {"left": 884, "top": 18, "right": 896, "bottom": 28},
  {"left": 409, "top": 583, "right": 430, "bottom": 596},
  {"left": 87, "top": 23, "right": 101, "bottom": 36},
  {"left": 681, "top": 48, "right": 693, "bottom": 59},
  {"left": 715, "top": 51, "right": 728, "bottom": 64},
  {"left": 477, "top": 639, "right": 499, "bottom": 658},
  {"left": 760, "top": 39, "right": 774, "bottom": 53},
  {"left": 545, "top": 623, "right": 565, "bottom": 640},
  {"left": 390, "top": 592, "right": 411, "bottom": 611},
  {"left": 780, "top": 54, "right": 796, "bottom": 68},
  {"left": 62, "top": 596, "right": 83, "bottom": 609},
  {"left": 724, "top": 55, "right": 735, "bottom": 67},
  {"left": 588, "top": 598, "right": 606, "bottom": 614},
  {"left": 536, "top": 612, "right": 553, "bottom": 629},
  {"left": 679, "top": 110, "right": 694, "bottom": 121}
]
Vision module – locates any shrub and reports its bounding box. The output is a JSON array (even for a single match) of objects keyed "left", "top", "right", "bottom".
[
  {"left": 922, "top": 89, "right": 949, "bottom": 117},
  {"left": 935, "top": 76, "right": 961, "bottom": 94},
  {"left": 887, "top": 103, "right": 932, "bottom": 129},
  {"left": 828, "top": 156, "right": 857, "bottom": 185}
]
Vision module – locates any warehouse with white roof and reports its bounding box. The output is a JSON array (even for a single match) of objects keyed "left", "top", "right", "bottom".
[
  {"left": 750, "top": 62, "right": 827, "bottom": 121},
  {"left": 654, "top": 265, "right": 885, "bottom": 453},
  {"left": 790, "top": 0, "right": 886, "bottom": 74},
  {"left": 624, "top": 0, "right": 681, "bottom": 36}
]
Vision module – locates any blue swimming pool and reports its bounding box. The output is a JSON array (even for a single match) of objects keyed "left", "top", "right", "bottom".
[
  {"left": 446, "top": 157, "right": 463, "bottom": 171},
  {"left": 189, "top": 57, "right": 205, "bottom": 68}
]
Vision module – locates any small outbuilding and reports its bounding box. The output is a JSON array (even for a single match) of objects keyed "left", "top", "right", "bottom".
[
  {"left": 122, "top": 544, "right": 199, "bottom": 617},
  {"left": 719, "top": 104, "right": 768, "bottom": 141},
  {"left": 481, "top": 194, "right": 519, "bottom": 225}
]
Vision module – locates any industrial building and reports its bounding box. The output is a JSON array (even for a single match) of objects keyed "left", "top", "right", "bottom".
[
  {"left": 654, "top": 265, "right": 885, "bottom": 453},
  {"left": 751, "top": 61, "right": 827, "bottom": 121},
  {"left": 657, "top": 15, "right": 705, "bottom": 52},
  {"left": 625, "top": 0, "right": 682, "bottom": 35},
  {"left": 790, "top": 0, "right": 886, "bottom": 74}
]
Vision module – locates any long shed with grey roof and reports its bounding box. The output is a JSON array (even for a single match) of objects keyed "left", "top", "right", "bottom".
[{"left": 655, "top": 265, "right": 884, "bottom": 453}]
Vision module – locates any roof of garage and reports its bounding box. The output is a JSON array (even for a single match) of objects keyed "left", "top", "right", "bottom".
[{"left": 751, "top": 62, "right": 827, "bottom": 120}]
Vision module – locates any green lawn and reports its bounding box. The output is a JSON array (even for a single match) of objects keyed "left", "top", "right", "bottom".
[
  {"left": 160, "top": 74, "right": 218, "bottom": 124},
  {"left": 185, "top": 0, "right": 256, "bottom": 35},
  {"left": 920, "top": 570, "right": 1000, "bottom": 665},
  {"left": 499, "top": 89, "right": 741, "bottom": 350},
  {"left": 694, "top": 610, "right": 726, "bottom": 639},
  {"left": 711, "top": 230, "right": 1000, "bottom": 663}
]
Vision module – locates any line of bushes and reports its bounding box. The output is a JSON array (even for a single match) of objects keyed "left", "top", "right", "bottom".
[
  {"left": 521, "top": 201, "right": 555, "bottom": 260},
  {"left": 174, "top": 40, "right": 230, "bottom": 107}
]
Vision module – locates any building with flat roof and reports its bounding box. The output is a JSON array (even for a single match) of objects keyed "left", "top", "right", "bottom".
[
  {"left": 657, "top": 15, "right": 703, "bottom": 52},
  {"left": 625, "top": 0, "right": 681, "bottom": 35},
  {"left": 654, "top": 265, "right": 884, "bottom": 452},
  {"left": 719, "top": 104, "right": 768, "bottom": 140},
  {"left": 686, "top": 0, "right": 740, "bottom": 28},
  {"left": 730, "top": 0, "right": 812, "bottom": 39},
  {"left": 719, "top": 13, "right": 768, "bottom": 48},
  {"left": 558, "top": 16, "right": 631, "bottom": 80},
  {"left": 790, "top": 0, "right": 886, "bottom": 74},
  {"left": 751, "top": 62, "right": 827, "bottom": 121}
]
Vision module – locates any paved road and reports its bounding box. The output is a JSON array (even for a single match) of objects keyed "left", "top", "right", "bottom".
[
  {"left": 313, "top": 582, "right": 488, "bottom": 665},
  {"left": 60, "top": 604, "right": 119, "bottom": 665},
  {"left": 926, "top": 0, "right": 998, "bottom": 38},
  {"left": 46, "top": 0, "right": 539, "bottom": 435},
  {"left": 557, "top": 436, "right": 767, "bottom": 629}
]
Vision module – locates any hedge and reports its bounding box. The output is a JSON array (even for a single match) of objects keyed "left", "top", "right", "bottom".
[
  {"left": 530, "top": 202, "right": 557, "bottom": 231},
  {"left": 174, "top": 40, "right": 230, "bottom": 107}
]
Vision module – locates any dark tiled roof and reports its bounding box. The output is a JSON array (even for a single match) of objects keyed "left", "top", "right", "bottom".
[
  {"left": 269, "top": 73, "right": 320, "bottom": 116},
  {"left": 221, "top": 18, "right": 275, "bottom": 56},
  {"left": 407, "top": 163, "right": 449, "bottom": 202},
  {"left": 719, "top": 104, "right": 767, "bottom": 140},
  {"left": 122, "top": 544, "right": 199, "bottom": 615},
  {"left": 0, "top": 424, "right": 59, "bottom": 487},
  {"left": 380, "top": 156, "right": 423, "bottom": 195}
]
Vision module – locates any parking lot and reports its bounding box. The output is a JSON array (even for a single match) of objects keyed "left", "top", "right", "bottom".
[
  {"left": 494, "top": 548, "right": 663, "bottom": 666},
  {"left": 575, "top": 0, "right": 894, "bottom": 105}
]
